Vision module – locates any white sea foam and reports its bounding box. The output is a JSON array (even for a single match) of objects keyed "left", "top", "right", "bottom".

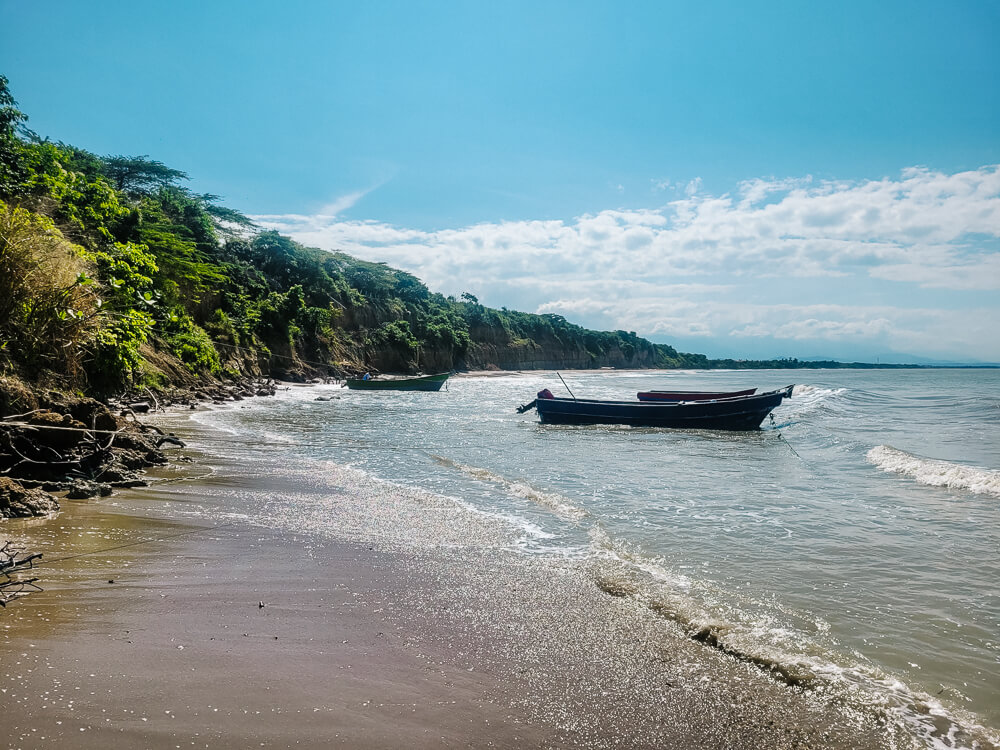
[
  {"left": 868, "top": 445, "right": 1000, "bottom": 498},
  {"left": 188, "top": 407, "right": 242, "bottom": 436},
  {"left": 429, "top": 455, "right": 590, "bottom": 521},
  {"left": 305, "top": 459, "right": 582, "bottom": 557},
  {"left": 790, "top": 383, "right": 847, "bottom": 403}
]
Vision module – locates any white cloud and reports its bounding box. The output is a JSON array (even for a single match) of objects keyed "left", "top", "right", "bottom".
[
  {"left": 252, "top": 166, "right": 1000, "bottom": 360},
  {"left": 537, "top": 297, "right": 996, "bottom": 360},
  {"left": 318, "top": 190, "right": 372, "bottom": 217},
  {"left": 255, "top": 185, "right": 381, "bottom": 228},
  {"left": 684, "top": 177, "right": 703, "bottom": 196}
]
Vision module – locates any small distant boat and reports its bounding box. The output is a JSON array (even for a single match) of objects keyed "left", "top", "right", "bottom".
[
  {"left": 343, "top": 372, "right": 450, "bottom": 391},
  {"left": 520, "top": 386, "right": 793, "bottom": 430},
  {"left": 636, "top": 388, "right": 756, "bottom": 402}
]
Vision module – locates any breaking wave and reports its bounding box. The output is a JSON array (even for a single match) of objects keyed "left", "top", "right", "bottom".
[
  {"left": 429, "top": 454, "right": 589, "bottom": 521},
  {"left": 867, "top": 445, "right": 1000, "bottom": 498},
  {"left": 791, "top": 384, "right": 845, "bottom": 398},
  {"left": 788, "top": 383, "right": 848, "bottom": 409}
]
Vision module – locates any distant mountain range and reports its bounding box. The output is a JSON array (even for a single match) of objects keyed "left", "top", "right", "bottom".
[
  {"left": 798, "top": 354, "right": 1000, "bottom": 367},
  {"left": 654, "top": 334, "right": 998, "bottom": 369}
]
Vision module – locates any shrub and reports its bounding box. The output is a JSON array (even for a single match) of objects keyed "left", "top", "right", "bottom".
[
  {"left": 0, "top": 201, "right": 100, "bottom": 378},
  {"left": 162, "top": 313, "right": 221, "bottom": 373},
  {"left": 367, "top": 320, "right": 419, "bottom": 353},
  {"left": 85, "top": 309, "right": 154, "bottom": 394}
]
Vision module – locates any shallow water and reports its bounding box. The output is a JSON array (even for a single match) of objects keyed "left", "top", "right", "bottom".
[{"left": 174, "top": 368, "right": 999, "bottom": 748}]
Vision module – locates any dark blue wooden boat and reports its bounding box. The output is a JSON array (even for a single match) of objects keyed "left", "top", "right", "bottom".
[{"left": 521, "top": 385, "right": 793, "bottom": 430}]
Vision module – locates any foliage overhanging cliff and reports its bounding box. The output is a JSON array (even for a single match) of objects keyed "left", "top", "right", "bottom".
[{"left": 0, "top": 75, "right": 713, "bottom": 395}]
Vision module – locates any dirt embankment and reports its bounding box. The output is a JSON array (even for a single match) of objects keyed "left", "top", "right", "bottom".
[{"left": 0, "top": 373, "right": 278, "bottom": 519}]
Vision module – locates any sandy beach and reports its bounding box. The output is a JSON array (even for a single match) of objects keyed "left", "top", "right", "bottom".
[
  {"left": 1, "top": 406, "right": 906, "bottom": 749},
  {"left": 2, "top": 499, "right": 554, "bottom": 749}
]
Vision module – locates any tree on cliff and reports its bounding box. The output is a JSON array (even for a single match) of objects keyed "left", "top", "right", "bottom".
[
  {"left": 101, "top": 155, "right": 189, "bottom": 196},
  {"left": 0, "top": 75, "right": 31, "bottom": 201}
]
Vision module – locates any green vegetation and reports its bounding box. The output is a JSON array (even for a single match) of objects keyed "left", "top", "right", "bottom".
[
  {"left": 0, "top": 203, "right": 99, "bottom": 380},
  {"left": 0, "top": 75, "right": 906, "bottom": 398}
]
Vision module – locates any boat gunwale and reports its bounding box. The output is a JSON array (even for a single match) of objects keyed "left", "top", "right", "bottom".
[{"left": 637, "top": 387, "right": 757, "bottom": 401}]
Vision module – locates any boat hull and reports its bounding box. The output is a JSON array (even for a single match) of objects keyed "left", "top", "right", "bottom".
[
  {"left": 535, "top": 387, "right": 791, "bottom": 430},
  {"left": 344, "top": 373, "right": 450, "bottom": 391}
]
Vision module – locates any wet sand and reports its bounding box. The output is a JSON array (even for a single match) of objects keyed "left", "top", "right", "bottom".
[
  {"left": 1, "top": 451, "right": 904, "bottom": 748},
  {"left": 2, "top": 502, "right": 551, "bottom": 749}
]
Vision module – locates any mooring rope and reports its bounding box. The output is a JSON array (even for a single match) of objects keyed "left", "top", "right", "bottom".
[
  {"left": 769, "top": 413, "right": 803, "bottom": 460},
  {"left": 23, "top": 522, "right": 237, "bottom": 569}
]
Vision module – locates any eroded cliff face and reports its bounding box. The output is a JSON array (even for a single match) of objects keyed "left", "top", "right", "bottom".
[
  {"left": 458, "top": 326, "right": 665, "bottom": 371},
  {"left": 137, "top": 321, "right": 668, "bottom": 383},
  {"left": 462, "top": 342, "right": 664, "bottom": 370}
]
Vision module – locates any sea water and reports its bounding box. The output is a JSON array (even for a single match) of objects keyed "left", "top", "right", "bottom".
[{"left": 176, "top": 368, "right": 999, "bottom": 748}]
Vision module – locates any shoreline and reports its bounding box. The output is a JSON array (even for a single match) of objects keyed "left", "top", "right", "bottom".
[{"left": 0, "top": 396, "right": 926, "bottom": 749}]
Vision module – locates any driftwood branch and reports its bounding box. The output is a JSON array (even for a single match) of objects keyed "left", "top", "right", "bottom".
[
  {"left": 35, "top": 443, "right": 67, "bottom": 463},
  {"left": 1, "top": 409, "right": 46, "bottom": 422},
  {"left": 1, "top": 439, "right": 82, "bottom": 475},
  {"left": 100, "top": 426, "right": 120, "bottom": 452},
  {"left": 0, "top": 542, "right": 44, "bottom": 608}
]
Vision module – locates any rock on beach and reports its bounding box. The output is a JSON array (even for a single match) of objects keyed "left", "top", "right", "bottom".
[{"left": 0, "top": 476, "right": 59, "bottom": 518}]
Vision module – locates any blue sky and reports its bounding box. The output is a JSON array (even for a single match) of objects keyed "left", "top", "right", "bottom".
[{"left": 3, "top": 1, "right": 999, "bottom": 362}]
